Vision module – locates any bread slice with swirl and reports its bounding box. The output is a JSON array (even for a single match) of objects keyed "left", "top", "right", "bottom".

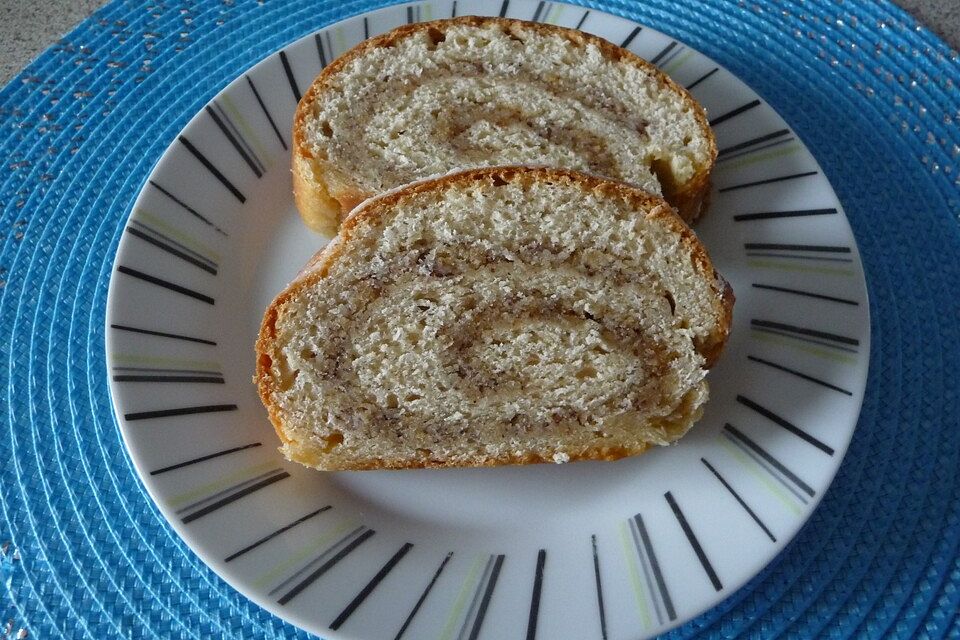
[
  {"left": 257, "top": 167, "right": 733, "bottom": 471},
  {"left": 294, "top": 16, "right": 717, "bottom": 236}
]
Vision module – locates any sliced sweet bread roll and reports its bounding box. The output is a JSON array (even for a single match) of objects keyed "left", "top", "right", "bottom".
[
  {"left": 257, "top": 167, "right": 733, "bottom": 471},
  {"left": 294, "top": 16, "right": 717, "bottom": 236}
]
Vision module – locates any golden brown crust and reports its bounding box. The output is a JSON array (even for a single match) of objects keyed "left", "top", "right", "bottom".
[
  {"left": 286, "top": 443, "right": 652, "bottom": 471},
  {"left": 670, "top": 165, "right": 714, "bottom": 225},
  {"left": 701, "top": 277, "right": 735, "bottom": 367},
  {"left": 292, "top": 16, "right": 717, "bottom": 231},
  {"left": 257, "top": 166, "right": 732, "bottom": 470},
  {"left": 644, "top": 197, "right": 733, "bottom": 366},
  {"left": 292, "top": 152, "right": 344, "bottom": 236}
]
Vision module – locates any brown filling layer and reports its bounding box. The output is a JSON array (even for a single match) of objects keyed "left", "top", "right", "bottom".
[
  {"left": 285, "top": 241, "right": 686, "bottom": 452},
  {"left": 313, "top": 72, "right": 656, "bottom": 186}
]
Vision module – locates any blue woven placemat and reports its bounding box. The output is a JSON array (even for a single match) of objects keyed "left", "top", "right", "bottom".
[{"left": 1, "top": 0, "right": 958, "bottom": 637}]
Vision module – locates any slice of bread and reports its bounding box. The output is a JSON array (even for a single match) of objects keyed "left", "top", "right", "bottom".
[
  {"left": 257, "top": 167, "right": 733, "bottom": 471},
  {"left": 294, "top": 16, "right": 717, "bottom": 236}
]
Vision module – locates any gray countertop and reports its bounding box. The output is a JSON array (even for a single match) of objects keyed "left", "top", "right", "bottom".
[{"left": 0, "top": 0, "right": 958, "bottom": 86}]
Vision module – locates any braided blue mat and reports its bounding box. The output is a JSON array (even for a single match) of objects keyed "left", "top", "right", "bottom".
[{"left": 1, "top": 0, "right": 959, "bottom": 638}]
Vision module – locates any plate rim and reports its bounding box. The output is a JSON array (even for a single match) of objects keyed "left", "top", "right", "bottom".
[{"left": 104, "top": 2, "right": 872, "bottom": 638}]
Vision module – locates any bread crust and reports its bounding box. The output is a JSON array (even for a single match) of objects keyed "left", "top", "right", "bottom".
[
  {"left": 292, "top": 16, "right": 717, "bottom": 234},
  {"left": 285, "top": 443, "right": 653, "bottom": 471},
  {"left": 259, "top": 166, "right": 732, "bottom": 469}
]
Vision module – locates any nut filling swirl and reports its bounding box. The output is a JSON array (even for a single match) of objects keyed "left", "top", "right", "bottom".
[
  {"left": 294, "top": 17, "right": 717, "bottom": 235},
  {"left": 258, "top": 168, "right": 732, "bottom": 470},
  {"left": 312, "top": 75, "right": 663, "bottom": 193}
]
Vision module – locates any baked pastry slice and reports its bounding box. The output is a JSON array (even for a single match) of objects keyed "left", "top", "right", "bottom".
[
  {"left": 294, "top": 16, "right": 717, "bottom": 235},
  {"left": 257, "top": 167, "right": 733, "bottom": 471}
]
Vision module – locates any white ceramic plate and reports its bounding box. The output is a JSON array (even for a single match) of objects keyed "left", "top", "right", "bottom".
[{"left": 105, "top": 2, "right": 870, "bottom": 638}]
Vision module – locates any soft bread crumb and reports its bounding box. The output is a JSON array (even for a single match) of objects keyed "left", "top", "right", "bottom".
[
  {"left": 257, "top": 167, "right": 733, "bottom": 471},
  {"left": 294, "top": 17, "right": 717, "bottom": 232}
]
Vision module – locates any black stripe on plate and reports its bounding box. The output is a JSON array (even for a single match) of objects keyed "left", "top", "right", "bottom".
[
  {"left": 270, "top": 527, "right": 366, "bottom": 596},
  {"left": 151, "top": 442, "right": 262, "bottom": 476},
  {"left": 753, "top": 326, "right": 859, "bottom": 353},
  {"left": 746, "top": 252, "right": 852, "bottom": 263},
  {"left": 709, "top": 99, "right": 760, "bottom": 126},
  {"left": 619, "top": 26, "right": 641, "bottom": 49},
  {"left": 130, "top": 220, "right": 218, "bottom": 270},
  {"left": 720, "top": 138, "right": 797, "bottom": 163},
  {"left": 225, "top": 506, "right": 331, "bottom": 562},
  {"left": 719, "top": 171, "right": 817, "bottom": 192},
  {"left": 686, "top": 67, "right": 718, "bottom": 90},
  {"left": 468, "top": 555, "right": 505, "bottom": 640},
  {"left": 665, "top": 492, "right": 722, "bottom": 591},
  {"left": 451, "top": 0, "right": 457, "bottom": 17},
  {"left": 575, "top": 9, "right": 589, "bottom": 30},
  {"left": 116, "top": 265, "right": 214, "bottom": 305},
  {"left": 718, "top": 129, "right": 791, "bottom": 157},
  {"left": 394, "top": 552, "right": 453, "bottom": 640},
  {"left": 628, "top": 517, "right": 663, "bottom": 624},
  {"left": 112, "top": 366, "right": 220, "bottom": 375},
  {"left": 634, "top": 514, "right": 676, "bottom": 621},
  {"left": 735, "top": 206, "right": 836, "bottom": 221},
  {"left": 214, "top": 102, "right": 266, "bottom": 174},
  {"left": 752, "top": 283, "right": 859, "bottom": 306},
  {"left": 752, "top": 319, "right": 859, "bottom": 347},
  {"left": 278, "top": 529, "right": 377, "bottom": 605},
  {"left": 112, "top": 374, "right": 224, "bottom": 384},
  {"left": 205, "top": 105, "right": 262, "bottom": 178},
  {"left": 125, "top": 227, "right": 217, "bottom": 275},
  {"left": 649, "top": 40, "right": 677, "bottom": 65},
  {"left": 745, "top": 242, "right": 851, "bottom": 253},
  {"left": 185, "top": 469, "right": 297, "bottom": 520},
  {"left": 246, "top": 75, "right": 287, "bottom": 150},
  {"left": 363, "top": 17, "right": 369, "bottom": 40},
  {"left": 109, "top": 323, "right": 216, "bottom": 346},
  {"left": 324, "top": 32, "right": 335, "bottom": 64},
  {"left": 525, "top": 550, "right": 546, "bottom": 640},
  {"left": 178, "top": 469, "right": 282, "bottom": 515},
  {"left": 592, "top": 535, "right": 608, "bottom": 640},
  {"left": 737, "top": 395, "right": 835, "bottom": 455},
  {"left": 124, "top": 403, "right": 237, "bottom": 421},
  {"left": 722, "top": 429, "right": 809, "bottom": 504},
  {"left": 182, "top": 471, "right": 290, "bottom": 524},
  {"left": 178, "top": 136, "right": 246, "bottom": 203},
  {"left": 724, "top": 424, "right": 816, "bottom": 497},
  {"left": 747, "top": 355, "right": 854, "bottom": 396},
  {"left": 279, "top": 50, "right": 301, "bottom": 102},
  {"left": 330, "top": 542, "right": 414, "bottom": 630},
  {"left": 148, "top": 180, "right": 228, "bottom": 235},
  {"left": 499, "top": 0, "right": 509, "bottom": 17},
  {"left": 701, "top": 458, "right": 776, "bottom": 542},
  {"left": 458, "top": 557, "right": 495, "bottom": 640},
  {"left": 658, "top": 44, "right": 683, "bottom": 67},
  {"left": 314, "top": 32, "right": 328, "bottom": 69},
  {"left": 407, "top": 5, "right": 415, "bottom": 23},
  {"left": 531, "top": 0, "right": 546, "bottom": 22}
]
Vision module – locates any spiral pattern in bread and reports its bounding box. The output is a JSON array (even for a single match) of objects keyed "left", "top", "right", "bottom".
[
  {"left": 257, "top": 167, "right": 732, "bottom": 470},
  {"left": 294, "top": 17, "right": 717, "bottom": 235}
]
